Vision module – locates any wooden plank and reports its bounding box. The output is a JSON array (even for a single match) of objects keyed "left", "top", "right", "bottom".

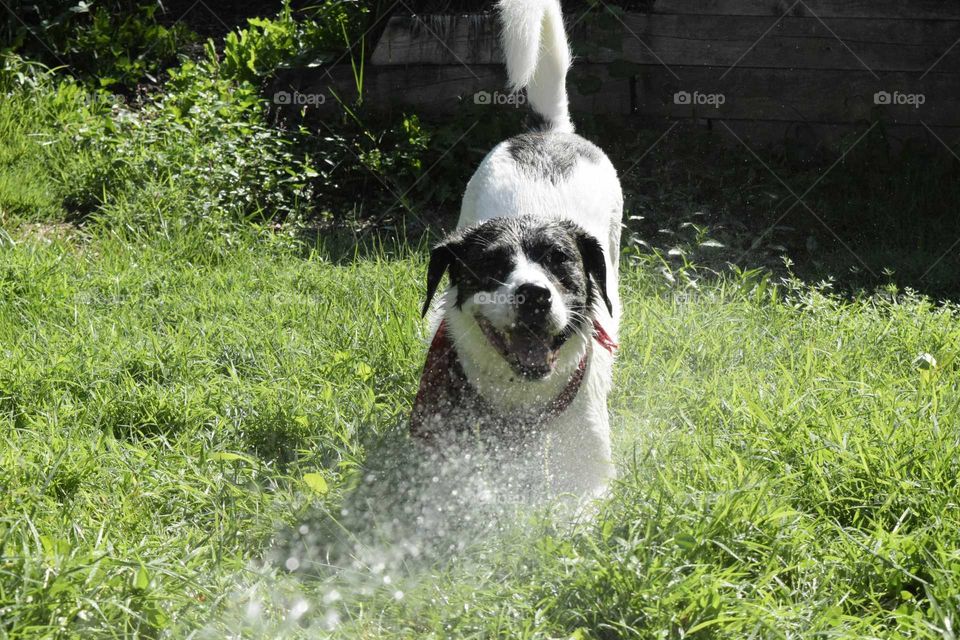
[
  {"left": 276, "top": 64, "right": 960, "bottom": 128},
  {"left": 633, "top": 66, "right": 960, "bottom": 126},
  {"left": 273, "top": 67, "right": 960, "bottom": 152},
  {"left": 617, "top": 14, "right": 960, "bottom": 72},
  {"left": 651, "top": 0, "right": 960, "bottom": 19},
  {"left": 623, "top": 119, "right": 960, "bottom": 153},
  {"left": 371, "top": 14, "right": 960, "bottom": 73},
  {"left": 275, "top": 64, "right": 958, "bottom": 126},
  {"left": 394, "top": 1, "right": 960, "bottom": 19},
  {"left": 274, "top": 64, "right": 632, "bottom": 117},
  {"left": 710, "top": 120, "right": 960, "bottom": 145},
  {"left": 371, "top": 14, "right": 500, "bottom": 66}
]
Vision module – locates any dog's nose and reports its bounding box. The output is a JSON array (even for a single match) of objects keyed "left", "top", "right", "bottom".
[{"left": 515, "top": 283, "right": 552, "bottom": 324}]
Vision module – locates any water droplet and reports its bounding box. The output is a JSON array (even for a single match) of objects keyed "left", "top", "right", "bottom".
[
  {"left": 289, "top": 599, "right": 308, "bottom": 620},
  {"left": 323, "top": 610, "right": 341, "bottom": 630}
]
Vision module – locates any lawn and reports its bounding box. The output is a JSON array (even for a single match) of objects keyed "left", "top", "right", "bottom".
[
  {"left": 2, "top": 14, "right": 960, "bottom": 639},
  {"left": 4, "top": 209, "right": 960, "bottom": 638}
]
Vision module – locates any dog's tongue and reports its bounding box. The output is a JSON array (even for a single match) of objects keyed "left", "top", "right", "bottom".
[{"left": 509, "top": 332, "right": 556, "bottom": 376}]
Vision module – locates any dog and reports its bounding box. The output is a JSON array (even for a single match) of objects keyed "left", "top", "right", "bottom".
[{"left": 410, "top": 0, "right": 623, "bottom": 499}]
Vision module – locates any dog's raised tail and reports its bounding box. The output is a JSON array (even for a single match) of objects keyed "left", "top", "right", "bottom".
[{"left": 498, "top": 0, "right": 572, "bottom": 133}]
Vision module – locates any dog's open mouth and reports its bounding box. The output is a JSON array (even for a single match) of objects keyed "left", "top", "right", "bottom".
[{"left": 476, "top": 316, "right": 571, "bottom": 379}]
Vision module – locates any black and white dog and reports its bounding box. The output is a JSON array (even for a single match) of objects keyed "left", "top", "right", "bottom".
[{"left": 410, "top": 0, "right": 622, "bottom": 498}]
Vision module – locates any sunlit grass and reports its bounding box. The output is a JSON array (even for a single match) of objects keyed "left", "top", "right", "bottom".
[
  {"left": 2, "top": 57, "right": 959, "bottom": 640},
  {"left": 320, "top": 264, "right": 960, "bottom": 638},
  {"left": 0, "top": 226, "right": 426, "bottom": 636},
  {"left": 2, "top": 225, "right": 959, "bottom": 637}
]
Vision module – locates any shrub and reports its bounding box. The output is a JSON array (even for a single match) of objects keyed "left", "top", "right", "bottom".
[
  {"left": 0, "top": 54, "right": 316, "bottom": 229},
  {"left": 1, "top": 1, "right": 443, "bottom": 232},
  {"left": 1, "top": 1, "right": 195, "bottom": 87},
  {"left": 218, "top": 1, "right": 366, "bottom": 85}
]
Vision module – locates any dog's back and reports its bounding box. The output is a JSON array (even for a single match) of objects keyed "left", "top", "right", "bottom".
[
  {"left": 415, "top": 0, "right": 624, "bottom": 499},
  {"left": 459, "top": 0, "right": 623, "bottom": 328}
]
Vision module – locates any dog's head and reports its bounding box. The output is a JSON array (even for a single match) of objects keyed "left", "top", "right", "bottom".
[{"left": 422, "top": 216, "right": 611, "bottom": 380}]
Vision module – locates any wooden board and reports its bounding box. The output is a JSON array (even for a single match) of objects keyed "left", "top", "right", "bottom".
[
  {"left": 299, "top": 3, "right": 960, "bottom": 148},
  {"left": 622, "top": 119, "right": 960, "bottom": 153},
  {"left": 274, "top": 67, "right": 960, "bottom": 154},
  {"left": 371, "top": 14, "right": 960, "bottom": 73},
  {"left": 617, "top": 14, "right": 960, "bottom": 72},
  {"left": 370, "top": 14, "right": 500, "bottom": 67},
  {"left": 635, "top": 66, "right": 960, "bottom": 126},
  {"left": 274, "top": 64, "right": 631, "bottom": 117},
  {"left": 275, "top": 64, "right": 960, "bottom": 127},
  {"left": 651, "top": 0, "right": 960, "bottom": 19}
]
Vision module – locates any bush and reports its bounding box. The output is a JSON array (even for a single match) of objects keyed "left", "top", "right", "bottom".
[
  {"left": 0, "top": 54, "right": 316, "bottom": 229},
  {"left": 2, "top": 1, "right": 195, "bottom": 87},
  {"left": 218, "top": 1, "right": 366, "bottom": 85},
  {"left": 0, "top": 1, "right": 444, "bottom": 232}
]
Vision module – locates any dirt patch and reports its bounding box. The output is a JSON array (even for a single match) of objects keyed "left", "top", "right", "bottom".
[{"left": 9, "top": 222, "right": 82, "bottom": 245}]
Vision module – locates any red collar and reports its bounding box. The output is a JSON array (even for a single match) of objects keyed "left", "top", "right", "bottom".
[
  {"left": 410, "top": 319, "right": 617, "bottom": 441},
  {"left": 591, "top": 318, "right": 618, "bottom": 354}
]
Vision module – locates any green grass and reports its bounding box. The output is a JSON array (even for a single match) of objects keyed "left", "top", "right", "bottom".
[
  {"left": 0, "top": 225, "right": 426, "bottom": 635},
  {"left": 2, "top": 224, "right": 958, "bottom": 638},
  {"left": 2, "top": 56, "right": 960, "bottom": 640}
]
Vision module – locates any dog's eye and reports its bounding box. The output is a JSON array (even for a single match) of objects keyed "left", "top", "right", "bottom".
[{"left": 546, "top": 248, "right": 569, "bottom": 266}]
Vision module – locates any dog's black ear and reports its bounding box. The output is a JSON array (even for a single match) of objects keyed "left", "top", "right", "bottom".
[
  {"left": 422, "top": 240, "right": 460, "bottom": 317},
  {"left": 576, "top": 232, "right": 613, "bottom": 315}
]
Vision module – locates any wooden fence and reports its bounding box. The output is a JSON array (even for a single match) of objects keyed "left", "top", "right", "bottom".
[{"left": 276, "top": 1, "right": 960, "bottom": 146}]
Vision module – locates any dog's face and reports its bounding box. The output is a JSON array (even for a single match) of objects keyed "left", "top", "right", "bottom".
[{"left": 422, "top": 217, "right": 611, "bottom": 380}]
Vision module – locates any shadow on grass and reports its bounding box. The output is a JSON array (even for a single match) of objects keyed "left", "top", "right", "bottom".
[
  {"left": 599, "top": 121, "right": 960, "bottom": 301},
  {"left": 296, "top": 225, "right": 436, "bottom": 266},
  {"left": 290, "top": 116, "right": 960, "bottom": 300}
]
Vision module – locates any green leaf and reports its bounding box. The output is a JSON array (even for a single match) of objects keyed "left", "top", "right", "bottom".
[
  {"left": 210, "top": 451, "right": 257, "bottom": 465},
  {"left": 674, "top": 533, "right": 697, "bottom": 551},
  {"left": 601, "top": 520, "right": 614, "bottom": 542},
  {"left": 133, "top": 565, "right": 150, "bottom": 590},
  {"left": 303, "top": 472, "right": 328, "bottom": 496},
  {"left": 355, "top": 362, "right": 373, "bottom": 380}
]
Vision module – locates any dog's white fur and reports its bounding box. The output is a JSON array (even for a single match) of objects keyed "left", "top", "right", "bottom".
[
  {"left": 499, "top": 0, "right": 573, "bottom": 133},
  {"left": 430, "top": 0, "right": 623, "bottom": 498}
]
